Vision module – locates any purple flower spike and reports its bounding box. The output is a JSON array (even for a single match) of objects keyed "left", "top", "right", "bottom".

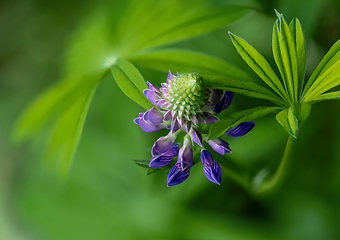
[
  {"left": 167, "top": 163, "right": 192, "bottom": 187},
  {"left": 213, "top": 91, "right": 234, "bottom": 113},
  {"left": 225, "top": 121, "right": 255, "bottom": 137},
  {"left": 189, "top": 127, "right": 203, "bottom": 147},
  {"left": 152, "top": 133, "right": 176, "bottom": 156},
  {"left": 203, "top": 160, "right": 222, "bottom": 185},
  {"left": 207, "top": 138, "right": 232, "bottom": 155},
  {"left": 149, "top": 143, "right": 179, "bottom": 167}
]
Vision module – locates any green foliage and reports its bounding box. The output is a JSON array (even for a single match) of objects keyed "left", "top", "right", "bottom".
[
  {"left": 132, "top": 159, "right": 171, "bottom": 175},
  {"left": 209, "top": 107, "right": 283, "bottom": 140},
  {"left": 128, "top": 49, "right": 252, "bottom": 82},
  {"left": 229, "top": 10, "right": 340, "bottom": 136},
  {"left": 14, "top": 0, "right": 251, "bottom": 176}
]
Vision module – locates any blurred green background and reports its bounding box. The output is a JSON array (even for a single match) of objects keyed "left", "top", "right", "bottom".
[{"left": 1, "top": 0, "right": 340, "bottom": 239}]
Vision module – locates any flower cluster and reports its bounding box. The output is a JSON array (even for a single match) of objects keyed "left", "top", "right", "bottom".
[{"left": 134, "top": 71, "right": 255, "bottom": 186}]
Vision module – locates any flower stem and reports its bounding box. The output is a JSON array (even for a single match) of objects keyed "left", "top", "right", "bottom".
[
  {"left": 252, "top": 135, "right": 296, "bottom": 195},
  {"left": 221, "top": 135, "right": 296, "bottom": 195}
]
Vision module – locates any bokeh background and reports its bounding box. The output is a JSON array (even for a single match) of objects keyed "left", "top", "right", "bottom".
[{"left": 1, "top": 0, "right": 340, "bottom": 239}]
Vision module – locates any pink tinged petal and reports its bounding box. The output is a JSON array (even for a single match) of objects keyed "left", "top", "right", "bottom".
[
  {"left": 149, "top": 143, "right": 179, "bottom": 167},
  {"left": 190, "top": 115, "right": 199, "bottom": 125},
  {"left": 225, "top": 121, "right": 255, "bottom": 137},
  {"left": 144, "top": 89, "right": 163, "bottom": 106},
  {"left": 139, "top": 117, "right": 166, "bottom": 132},
  {"left": 189, "top": 127, "right": 203, "bottom": 147},
  {"left": 147, "top": 81, "right": 160, "bottom": 92},
  {"left": 171, "top": 117, "right": 181, "bottom": 133},
  {"left": 214, "top": 91, "right": 234, "bottom": 113},
  {"left": 152, "top": 133, "right": 176, "bottom": 156},
  {"left": 201, "top": 149, "right": 214, "bottom": 166},
  {"left": 144, "top": 107, "right": 164, "bottom": 123},
  {"left": 167, "top": 164, "right": 191, "bottom": 187},
  {"left": 183, "top": 120, "right": 191, "bottom": 133},
  {"left": 163, "top": 110, "right": 172, "bottom": 121},
  {"left": 160, "top": 100, "right": 171, "bottom": 109},
  {"left": 207, "top": 138, "right": 232, "bottom": 155},
  {"left": 203, "top": 160, "right": 222, "bottom": 185},
  {"left": 203, "top": 89, "right": 223, "bottom": 111}
]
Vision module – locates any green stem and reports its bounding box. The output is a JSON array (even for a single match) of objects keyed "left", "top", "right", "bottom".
[
  {"left": 221, "top": 135, "right": 296, "bottom": 195},
  {"left": 252, "top": 135, "right": 295, "bottom": 195}
]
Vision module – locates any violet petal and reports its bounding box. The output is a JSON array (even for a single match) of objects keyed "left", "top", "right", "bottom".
[
  {"left": 207, "top": 138, "right": 232, "bottom": 155},
  {"left": 152, "top": 133, "right": 176, "bottom": 156},
  {"left": 167, "top": 164, "right": 191, "bottom": 187},
  {"left": 139, "top": 117, "right": 166, "bottom": 132},
  {"left": 200, "top": 149, "right": 214, "bottom": 166},
  {"left": 225, "top": 121, "right": 255, "bottom": 137},
  {"left": 203, "top": 160, "right": 222, "bottom": 185},
  {"left": 189, "top": 128, "right": 203, "bottom": 147},
  {"left": 214, "top": 91, "right": 234, "bottom": 113},
  {"left": 144, "top": 107, "right": 164, "bottom": 123}
]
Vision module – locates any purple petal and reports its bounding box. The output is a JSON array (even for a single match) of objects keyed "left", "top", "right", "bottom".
[
  {"left": 189, "top": 128, "right": 202, "bottom": 147},
  {"left": 178, "top": 139, "right": 194, "bottom": 169},
  {"left": 214, "top": 91, "right": 234, "bottom": 113},
  {"left": 167, "top": 164, "right": 191, "bottom": 187},
  {"left": 146, "top": 81, "right": 160, "bottom": 92},
  {"left": 149, "top": 156, "right": 173, "bottom": 167},
  {"left": 225, "top": 121, "right": 255, "bottom": 137},
  {"left": 171, "top": 117, "right": 181, "bottom": 133},
  {"left": 202, "top": 89, "right": 223, "bottom": 111},
  {"left": 144, "top": 89, "right": 163, "bottom": 106},
  {"left": 203, "top": 160, "right": 222, "bottom": 185},
  {"left": 152, "top": 133, "right": 176, "bottom": 156},
  {"left": 149, "top": 144, "right": 179, "bottom": 167},
  {"left": 207, "top": 138, "right": 232, "bottom": 155},
  {"left": 134, "top": 118, "right": 140, "bottom": 124},
  {"left": 200, "top": 113, "right": 219, "bottom": 124},
  {"left": 139, "top": 117, "right": 166, "bottom": 132},
  {"left": 144, "top": 107, "right": 164, "bottom": 123},
  {"left": 167, "top": 70, "right": 176, "bottom": 84},
  {"left": 183, "top": 120, "right": 191, "bottom": 133},
  {"left": 201, "top": 149, "right": 213, "bottom": 166},
  {"left": 163, "top": 110, "right": 172, "bottom": 121}
]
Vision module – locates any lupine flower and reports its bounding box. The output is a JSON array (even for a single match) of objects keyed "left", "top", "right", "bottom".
[{"left": 134, "top": 71, "right": 255, "bottom": 186}]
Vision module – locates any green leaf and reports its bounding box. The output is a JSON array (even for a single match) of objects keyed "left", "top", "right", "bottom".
[
  {"left": 209, "top": 107, "right": 283, "bottom": 139},
  {"left": 132, "top": 159, "right": 151, "bottom": 168},
  {"left": 308, "top": 90, "right": 340, "bottom": 103},
  {"left": 202, "top": 74, "right": 288, "bottom": 107},
  {"left": 111, "top": 59, "right": 153, "bottom": 110},
  {"left": 276, "top": 108, "right": 298, "bottom": 137},
  {"left": 302, "top": 39, "right": 340, "bottom": 100},
  {"left": 273, "top": 11, "right": 299, "bottom": 103},
  {"left": 229, "top": 32, "right": 289, "bottom": 103},
  {"left": 289, "top": 18, "right": 306, "bottom": 97},
  {"left": 292, "top": 102, "right": 311, "bottom": 124},
  {"left": 128, "top": 49, "right": 252, "bottom": 82},
  {"left": 45, "top": 82, "right": 99, "bottom": 177},
  {"left": 121, "top": 1, "right": 251, "bottom": 53},
  {"left": 13, "top": 73, "right": 103, "bottom": 142}
]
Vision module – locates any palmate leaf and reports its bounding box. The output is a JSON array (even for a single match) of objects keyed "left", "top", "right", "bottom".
[
  {"left": 128, "top": 49, "right": 252, "bottom": 82},
  {"left": 111, "top": 59, "right": 153, "bottom": 110},
  {"left": 229, "top": 32, "right": 290, "bottom": 103},
  {"left": 202, "top": 74, "right": 288, "bottom": 107},
  {"left": 302, "top": 39, "right": 340, "bottom": 102},
  {"left": 14, "top": 73, "right": 102, "bottom": 177},
  {"left": 209, "top": 107, "right": 283, "bottom": 140},
  {"left": 272, "top": 10, "right": 299, "bottom": 103},
  {"left": 289, "top": 18, "right": 306, "bottom": 97}
]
